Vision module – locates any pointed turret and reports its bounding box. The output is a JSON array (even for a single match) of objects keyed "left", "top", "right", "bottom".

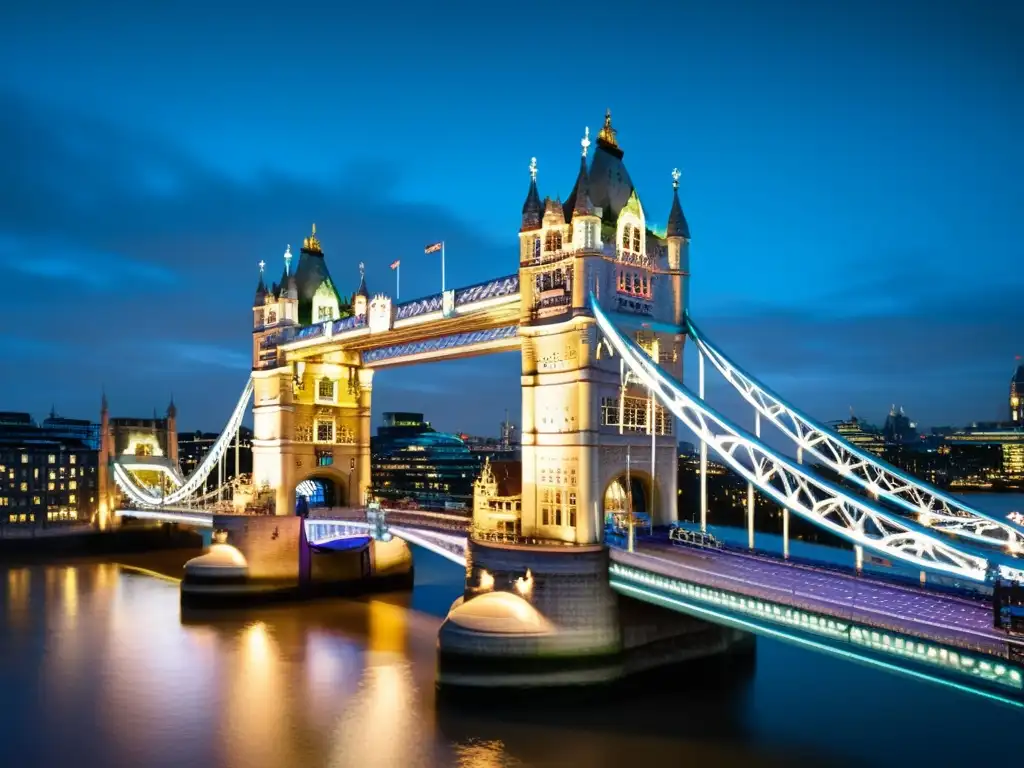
[
  {"left": 353, "top": 262, "right": 370, "bottom": 318},
  {"left": 665, "top": 168, "right": 691, "bottom": 325},
  {"left": 254, "top": 260, "right": 268, "bottom": 304},
  {"left": 521, "top": 157, "right": 543, "bottom": 232},
  {"left": 666, "top": 168, "right": 690, "bottom": 239},
  {"left": 167, "top": 396, "right": 177, "bottom": 419},
  {"left": 565, "top": 127, "right": 596, "bottom": 222},
  {"left": 280, "top": 245, "right": 298, "bottom": 300},
  {"left": 569, "top": 127, "right": 601, "bottom": 256}
]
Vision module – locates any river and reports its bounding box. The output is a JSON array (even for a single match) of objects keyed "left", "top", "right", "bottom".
[{"left": 2, "top": 493, "right": 1023, "bottom": 766}]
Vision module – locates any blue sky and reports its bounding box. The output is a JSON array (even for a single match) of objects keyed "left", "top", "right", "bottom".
[{"left": 0, "top": 0, "right": 1021, "bottom": 435}]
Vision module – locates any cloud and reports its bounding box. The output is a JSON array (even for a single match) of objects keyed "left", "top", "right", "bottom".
[
  {"left": 0, "top": 90, "right": 516, "bottom": 432},
  {"left": 0, "top": 235, "right": 178, "bottom": 291}
]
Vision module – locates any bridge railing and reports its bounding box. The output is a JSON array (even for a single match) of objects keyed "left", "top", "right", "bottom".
[{"left": 614, "top": 550, "right": 1014, "bottom": 659}]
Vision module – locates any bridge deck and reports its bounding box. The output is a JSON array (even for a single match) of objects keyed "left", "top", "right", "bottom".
[{"left": 617, "top": 543, "right": 1018, "bottom": 657}]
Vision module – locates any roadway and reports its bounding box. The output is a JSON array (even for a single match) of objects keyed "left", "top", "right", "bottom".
[{"left": 618, "top": 540, "right": 1021, "bottom": 657}]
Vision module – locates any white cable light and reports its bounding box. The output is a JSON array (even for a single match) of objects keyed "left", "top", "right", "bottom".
[
  {"left": 686, "top": 317, "right": 1024, "bottom": 553},
  {"left": 592, "top": 297, "right": 988, "bottom": 582},
  {"left": 112, "top": 379, "right": 254, "bottom": 506}
]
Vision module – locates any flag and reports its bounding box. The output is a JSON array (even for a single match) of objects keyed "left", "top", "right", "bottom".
[
  {"left": 390, "top": 260, "right": 400, "bottom": 270},
  {"left": 424, "top": 242, "right": 443, "bottom": 254}
]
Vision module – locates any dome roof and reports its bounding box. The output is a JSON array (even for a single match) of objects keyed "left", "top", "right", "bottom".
[
  {"left": 446, "top": 591, "right": 553, "bottom": 635},
  {"left": 183, "top": 543, "right": 248, "bottom": 578}
]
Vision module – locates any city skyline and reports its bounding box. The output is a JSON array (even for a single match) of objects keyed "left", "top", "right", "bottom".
[{"left": 1, "top": 0, "right": 1020, "bottom": 435}]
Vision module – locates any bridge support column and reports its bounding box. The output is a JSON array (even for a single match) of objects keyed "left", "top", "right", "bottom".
[
  {"left": 699, "top": 351, "right": 707, "bottom": 533},
  {"left": 746, "top": 412, "right": 760, "bottom": 550},
  {"left": 355, "top": 369, "right": 374, "bottom": 507},
  {"left": 783, "top": 509, "right": 790, "bottom": 559}
]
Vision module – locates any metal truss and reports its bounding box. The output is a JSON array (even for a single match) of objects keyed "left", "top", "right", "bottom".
[
  {"left": 686, "top": 317, "right": 1024, "bottom": 554},
  {"left": 112, "top": 379, "right": 254, "bottom": 508},
  {"left": 592, "top": 297, "right": 989, "bottom": 583}
]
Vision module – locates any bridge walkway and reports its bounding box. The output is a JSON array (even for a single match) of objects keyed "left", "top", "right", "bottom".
[{"left": 617, "top": 542, "right": 1021, "bottom": 658}]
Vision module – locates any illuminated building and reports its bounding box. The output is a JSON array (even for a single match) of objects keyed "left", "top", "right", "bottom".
[
  {"left": 828, "top": 414, "right": 885, "bottom": 456},
  {"left": 942, "top": 426, "right": 1024, "bottom": 488},
  {"left": 472, "top": 457, "right": 523, "bottom": 539},
  {"left": 1010, "top": 364, "right": 1024, "bottom": 423},
  {"left": 370, "top": 413, "right": 482, "bottom": 510},
  {"left": 0, "top": 412, "right": 99, "bottom": 526},
  {"left": 251, "top": 113, "right": 683, "bottom": 535}
]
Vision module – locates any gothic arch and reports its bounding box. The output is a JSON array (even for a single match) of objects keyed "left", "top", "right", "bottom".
[{"left": 293, "top": 465, "right": 350, "bottom": 515}]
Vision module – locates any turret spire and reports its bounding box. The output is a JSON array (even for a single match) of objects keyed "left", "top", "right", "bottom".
[
  {"left": 666, "top": 167, "right": 690, "bottom": 239},
  {"left": 568, "top": 128, "right": 596, "bottom": 220},
  {"left": 279, "top": 244, "right": 298, "bottom": 300},
  {"left": 521, "top": 157, "right": 543, "bottom": 231},
  {"left": 597, "top": 109, "right": 618, "bottom": 149},
  {"left": 355, "top": 261, "right": 369, "bottom": 298},
  {"left": 254, "top": 260, "right": 268, "bottom": 304}
]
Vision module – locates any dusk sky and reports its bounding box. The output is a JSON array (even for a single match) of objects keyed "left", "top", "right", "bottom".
[{"left": 1, "top": 0, "right": 1021, "bottom": 437}]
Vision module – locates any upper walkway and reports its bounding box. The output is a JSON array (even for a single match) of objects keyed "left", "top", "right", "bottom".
[{"left": 258, "top": 274, "right": 521, "bottom": 369}]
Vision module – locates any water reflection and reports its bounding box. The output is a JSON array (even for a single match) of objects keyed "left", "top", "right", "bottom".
[{"left": 0, "top": 556, "right": 1021, "bottom": 767}]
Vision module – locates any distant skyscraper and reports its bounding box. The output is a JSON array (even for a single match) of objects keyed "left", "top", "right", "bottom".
[
  {"left": 883, "top": 405, "right": 917, "bottom": 444},
  {"left": 1010, "top": 363, "right": 1024, "bottom": 423}
]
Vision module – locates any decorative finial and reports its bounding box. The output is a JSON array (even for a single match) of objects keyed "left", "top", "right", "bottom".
[
  {"left": 359, "top": 261, "right": 365, "bottom": 277},
  {"left": 258, "top": 259, "right": 266, "bottom": 273},
  {"left": 672, "top": 167, "right": 681, "bottom": 189},
  {"left": 581, "top": 127, "right": 590, "bottom": 158},
  {"left": 598, "top": 109, "right": 618, "bottom": 148},
  {"left": 303, "top": 223, "right": 322, "bottom": 253},
  {"left": 529, "top": 157, "right": 537, "bottom": 182},
  {"left": 283, "top": 244, "right": 293, "bottom": 275}
]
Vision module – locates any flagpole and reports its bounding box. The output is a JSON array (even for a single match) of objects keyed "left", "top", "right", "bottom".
[
  {"left": 441, "top": 241, "right": 446, "bottom": 294},
  {"left": 396, "top": 263, "right": 401, "bottom": 301}
]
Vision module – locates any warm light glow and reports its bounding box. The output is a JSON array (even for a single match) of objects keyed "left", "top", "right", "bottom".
[
  {"left": 478, "top": 569, "right": 494, "bottom": 591},
  {"left": 514, "top": 568, "right": 534, "bottom": 598}
]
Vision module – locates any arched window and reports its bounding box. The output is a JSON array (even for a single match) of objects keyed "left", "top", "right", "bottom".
[
  {"left": 621, "top": 224, "right": 632, "bottom": 251},
  {"left": 632, "top": 227, "right": 641, "bottom": 252},
  {"left": 267, "top": 310, "right": 277, "bottom": 324},
  {"left": 545, "top": 230, "right": 562, "bottom": 252},
  {"left": 533, "top": 236, "right": 541, "bottom": 260}
]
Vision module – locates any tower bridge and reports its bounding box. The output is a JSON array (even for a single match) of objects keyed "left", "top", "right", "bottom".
[{"left": 106, "top": 111, "right": 1024, "bottom": 701}]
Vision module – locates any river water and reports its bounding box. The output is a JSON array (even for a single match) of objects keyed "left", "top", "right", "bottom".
[{"left": 1, "top": 495, "right": 1022, "bottom": 767}]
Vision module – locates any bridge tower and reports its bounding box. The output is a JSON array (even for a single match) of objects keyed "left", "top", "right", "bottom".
[
  {"left": 516, "top": 114, "right": 686, "bottom": 542},
  {"left": 440, "top": 113, "right": 693, "bottom": 686},
  {"left": 250, "top": 234, "right": 370, "bottom": 515}
]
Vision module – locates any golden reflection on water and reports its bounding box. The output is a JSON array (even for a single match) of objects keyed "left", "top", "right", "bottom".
[
  {"left": 63, "top": 566, "right": 78, "bottom": 621},
  {"left": 0, "top": 562, "right": 853, "bottom": 768},
  {"left": 5, "top": 568, "right": 30, "bottom": 630},
  {"left": 224, "top": 620, "right": 288, "bottom": 768}
]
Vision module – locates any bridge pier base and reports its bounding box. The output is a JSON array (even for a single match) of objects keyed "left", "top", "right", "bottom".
[
  {"left": 180, "top": 515, "right": 414, "bottom": 607},
  {"left": 437, "top": 539, "right": 751, "bottom": 690}
]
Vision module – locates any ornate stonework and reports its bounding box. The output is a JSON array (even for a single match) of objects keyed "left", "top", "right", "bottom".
[{"left": 368, "top": 294, "right": 392, "bottom": 334}]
